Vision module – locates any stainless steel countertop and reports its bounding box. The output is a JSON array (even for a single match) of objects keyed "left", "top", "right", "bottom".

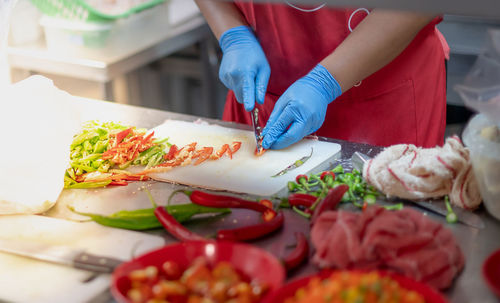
[{"left": 64, "top": 97, "right": 500, "bottom": 303}]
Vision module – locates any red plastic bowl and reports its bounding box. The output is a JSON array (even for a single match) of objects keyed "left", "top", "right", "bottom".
[
  {"left": 263, "top": 269, "right": 448, "bottom": 303},
  {"left": 483, "top": 248, "right": 500, "bottom": 298},
  {"left": 111, "top": 240, "right": 286, "bottom": 303}
]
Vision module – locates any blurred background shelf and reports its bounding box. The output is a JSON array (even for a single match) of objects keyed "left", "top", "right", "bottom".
[
  {"left": 7, "top": 0, "right": 227, "bottom": 119},
  {"left": 6, "top": 1, "right": 500, "bottom": 135}
]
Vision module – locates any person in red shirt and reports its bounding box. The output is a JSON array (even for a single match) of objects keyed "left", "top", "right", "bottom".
[{"left": 194, "top": 1, "right": 447, "bottom": 148}]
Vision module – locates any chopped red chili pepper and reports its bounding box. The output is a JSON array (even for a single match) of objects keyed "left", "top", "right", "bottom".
[
  {"left": 295, "top": 174, "right": 308, "bottom": 184},
  {"left": 259, "top": 199, "right": 273, "bottom": 209},
  {"left": 283, "top": 232, "right": 309, "bottom": 272},
  {"left": 231, "top": 141, "right": 242, "bottom": 154},
  {"left": 320, "top": 171, "right": 335, "bottom": 181},
  {"left": 310, "top": 184, "right": 349, "bottom": 225},
  {"left": 120, "top": 174, "right": 149, "bottom": 182},
  {"left": 193, "top": 147, "right": 214, "bottom": 165},
  {"left": 164, "top": 144, "right": 179, "bottom": 161},
  {"left": 216, "top": 211, "right": 284, "bottom": 242},
  {"left": 254, "top": 139, "right": 266, "bottom": 157},
  {"left": 215, "top": 144, "right": 231, "bottom": 159},
  {"left": 154, "top": 206, "right": 205, "bottom": 242},
  {"left": 259, "top": 199, "right": 276, "bottom": 221},
  {"left": 108, "top": 180, "right": 128, "bottom": 186},
  {"left": 295, "top": 174, "right": 310, "bottom": 190},
  {"left": 262, "top": 209, "right": 277, "bottom": 222},
  {"left": 114, "top": 128, "right": 132, "bottom": 146},
  {"left": 288, "top": 193, "right": 317, "bottom": 208}
]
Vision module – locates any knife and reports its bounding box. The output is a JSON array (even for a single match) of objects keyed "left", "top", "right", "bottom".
[
  {"left": 351, "top": 151, "right": 485, "bottom": 229},
  {"left": 272, "top": 147, "right": 314, "bottom": 177},
  {"left": 251, "top": 108, "right": 264, "bottom": 154},
  {"left": 0, "top": 238, "right": 124, "bottom": 273}
]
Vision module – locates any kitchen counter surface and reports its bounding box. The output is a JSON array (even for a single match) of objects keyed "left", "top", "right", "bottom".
[{"left": 56, "top": 97, "right": 500, "bottom": 303}]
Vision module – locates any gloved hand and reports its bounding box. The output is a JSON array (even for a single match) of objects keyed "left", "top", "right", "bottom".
[
  {"left": 219, "top": 26, "right": 270, "bottom": 111},
  {"left": 261, "top": 64, "right": 342, "bottom": 150}
]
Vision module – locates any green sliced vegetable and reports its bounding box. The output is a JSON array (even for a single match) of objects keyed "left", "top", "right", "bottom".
[
  {"left": 65, "top": 120, "right": 170, "bottom": 189},
  {"left": 65, "top": 180, "right": 112, "bottom": 189},
  {"left": 383, "top": 203, "right": 404, "bottom": 211},
  {"left": 363, "top": 194, "right": 377, "bottom": 205},
  {"left": 444, "top": 196, "right": 457, "bottom": 224}
]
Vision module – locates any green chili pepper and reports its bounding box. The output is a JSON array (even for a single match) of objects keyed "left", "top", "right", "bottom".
[
  {"left": 288, "top": 181, "right": 301, "bottom": 192},
  {"left": 363, "top": 194, "right": 377, "bottom": 205},
  {"left": 279, "top": 198, "right": 291, "bottom": 209},
  {"left": 68, "top": 204, "right": 231, "bottom": 230},
  {"left": 341, "top": 191, "right": 351, "bottom": 202},
  {"left": 384, "top": 203, "right": 404, "bottom": 211},
  {"left": 332, "top": 165, "right": 344, "bottom": 174},
  {"left": 444, "top": 196, "right": 457, "bottom": 224}
]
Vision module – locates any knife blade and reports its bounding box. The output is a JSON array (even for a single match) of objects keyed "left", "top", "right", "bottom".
[
  {"left": 350, "top": 151, "right": 485, "bottom": 229},
  {"left": 0, "top": 238, "right": 124, "bottom": 273},
  {"left": 251, "top": 108, "right": 264, "bottom": 154},
  {"left": 411, "top": 200, "right": 485, "bottom": 229}
]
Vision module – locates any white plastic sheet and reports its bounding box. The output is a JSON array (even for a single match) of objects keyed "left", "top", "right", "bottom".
[{"left": 0, "top": 76, "right": 81, "bottom": 214}]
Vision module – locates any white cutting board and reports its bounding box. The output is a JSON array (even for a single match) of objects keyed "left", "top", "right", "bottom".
[
  {"left": 0, "top": 215, "right": 165, "bottom": 303},
  {"left": 147, "top": 120, "right": 341, "bottom": 196}
]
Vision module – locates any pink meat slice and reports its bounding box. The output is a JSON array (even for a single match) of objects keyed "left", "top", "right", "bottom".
[{"left": 311, "top": 206, "right": 465, "bottom": 289}]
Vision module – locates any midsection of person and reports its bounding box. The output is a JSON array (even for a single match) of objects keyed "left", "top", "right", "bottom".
[{"left": 195, "top": 0, "right": 447, "bottom": 149}]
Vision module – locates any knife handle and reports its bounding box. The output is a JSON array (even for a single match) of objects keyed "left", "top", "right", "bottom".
[{"left": 73, "top": 252, "right": 123, "bottom": 273}]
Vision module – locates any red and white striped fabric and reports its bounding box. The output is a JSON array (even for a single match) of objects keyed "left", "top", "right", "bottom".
[
  {"left": 363, "top": 136, "right": 481, "bottom": 209},
  {"left": 311, "top": 206, "right": 465, "bottom": 290}
]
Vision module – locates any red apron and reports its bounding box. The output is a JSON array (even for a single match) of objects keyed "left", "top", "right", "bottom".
[{"left": 222, "top": 2, "right": 447, "bottom": 148}]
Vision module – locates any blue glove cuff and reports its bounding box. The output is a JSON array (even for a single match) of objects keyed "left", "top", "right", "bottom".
[
  {"left": 310, "top": 64, "right": 342, "bottom": 103},
  {"left": 219, "top": 26, "right": 257, "bottom": 53}
]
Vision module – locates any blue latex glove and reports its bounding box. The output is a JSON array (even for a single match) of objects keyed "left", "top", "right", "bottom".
[
  {"left": 261, "top": 64, "right": 342, "bottom": 150},
  {"left": 219, "top": 26, "right": 270, "bottom": 111}
]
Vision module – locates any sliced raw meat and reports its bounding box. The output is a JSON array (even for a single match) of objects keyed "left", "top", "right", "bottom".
[{"left": 311, "top": 206, "right": 465, "bottom": 289}]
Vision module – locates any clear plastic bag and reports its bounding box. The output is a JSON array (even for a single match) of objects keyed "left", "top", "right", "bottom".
[
  {"left": 458, "top": 29, "right": 500, "bottom": 220},
  {"left": 455, "top": 28, "right": 500, "bottom": 125}
]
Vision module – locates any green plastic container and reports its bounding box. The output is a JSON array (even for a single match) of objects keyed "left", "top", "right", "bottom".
[{"left": 30, "top": 0, "right": 165, "bottom": 22}]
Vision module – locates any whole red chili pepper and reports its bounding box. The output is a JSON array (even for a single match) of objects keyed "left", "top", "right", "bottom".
[
  {"left": 216, "top": 211, "right": 284, "bottom": 241},
  {"left": 154, "top": 206, "right": 205, "bottom": 242},
  {"left": 283, "top": 232, "right": 309, "bottom": 272},
  {"left": 288, "top": 193, "right": 317, "bottom": 208},
  {"left": 188, "top": 190, "right": 271, "bottom": 213},
  {"left": 310, "top": 184, "right": 349, "bottom": 225}
]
